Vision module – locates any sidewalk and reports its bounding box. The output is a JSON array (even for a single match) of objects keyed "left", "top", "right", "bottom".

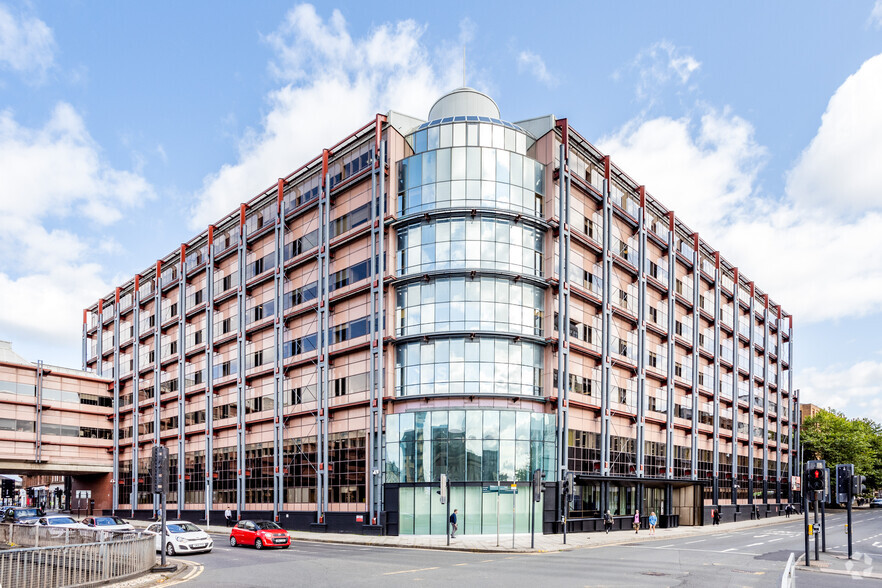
[{"left": 130, "top": 512, "right": 796, "bottom": 554}]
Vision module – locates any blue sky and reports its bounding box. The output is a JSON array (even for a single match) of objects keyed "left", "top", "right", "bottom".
[{"left": 1, "top": 1, "right": 882, "bottom": 420}]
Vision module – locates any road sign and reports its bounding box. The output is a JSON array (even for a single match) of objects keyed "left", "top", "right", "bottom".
[{"left": 482, "top": 485, "right": 517, "bottom": 494}]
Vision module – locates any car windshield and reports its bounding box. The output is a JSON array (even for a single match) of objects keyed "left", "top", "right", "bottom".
[
  {"left": 168, "top": 523, "right": 200, "bottom": 533},
  {"left": 95, "top": 516, "right": 128, "bottom": 526},
  {"left": 254, "top": 521, "right": 282, "bottom": 530},
  {"left": 48, "top": 517, "right": 77, "bottom": 525},
  {"left": 14, "top": 509, "right": 40, "bottom": 517}
]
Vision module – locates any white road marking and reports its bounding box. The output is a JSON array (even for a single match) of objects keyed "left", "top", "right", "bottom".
[
  {"left": 722, "top": 548, "right": 738, "bottom": 552},
  {"left": 746, "top": 542, "right": 765, "bottom": 547},
  {"left": 383, "top": 567, "right": 439, "bottom": 576},
  {"left": 767, "top": 538, "right": 784, "bottom": 542},
  {"left": 684, "top": 539, "right": 705, "bottom": 544}
]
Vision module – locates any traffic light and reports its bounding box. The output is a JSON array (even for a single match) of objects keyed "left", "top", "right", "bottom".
[
  {"left": 533, "top": 469, "right": 543, "bottom": 503},
  {"left": 152, "top": 445, "right": 169, "bottom": 494},
  {"left": 853, "top": 475, "right": 866, "bottom": 496},
  {"left": 565, "top": 472, "right": 575, "bottom": 497},
  {"left": 836, "top": 464, "right": 854, "bottom": 503},
  {"left": 805, "top": 460, "right": 825, "bottom": 492},
  {"left": 439, "top": 474, "right": 448, "bottom": 505}
]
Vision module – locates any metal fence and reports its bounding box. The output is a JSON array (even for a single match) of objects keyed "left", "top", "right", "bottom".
[
  {"left": 0, "top": 524, "right": 141, "bottom": 548},
  {"left": 0, "top": 530, "right": 154, "bottom": 588}
]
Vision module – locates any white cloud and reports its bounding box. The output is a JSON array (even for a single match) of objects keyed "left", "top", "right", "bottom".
[
  {"left": 0, "top": 103, "right": 155, "bottom": 225},
  {"left": 189, "top": 4, "right": 462, "bottom": 229},
  {"left": 785, "top": 53, "right": 882, "bottom": 214},
  {"left": 626, "top": 40, "right": 701, "bottom": 103},
  {"left": 0, "top": 103, "right": 154, "bottom": 363},
  {"left": 599, "top": 51, "right": 882, "bottom": 325},
  {"left": 0, "top": 4, "right": 56, "bottom": 80},
  {"left": 517, "top": 50, "right": 557, "bottom": 87},
  {"left": 800, "top": 360, "right": 882, "bottom": 423},
  {"left": 599, "top": 109, "right": 765, "bottom": 231},
  {"left": 870, "top": 0, "right": 882, "bottom": 28}
]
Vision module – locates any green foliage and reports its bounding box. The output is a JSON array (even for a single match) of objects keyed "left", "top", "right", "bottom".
[{"left": 801, "top": 408, "right": 882, "bottom": 492}]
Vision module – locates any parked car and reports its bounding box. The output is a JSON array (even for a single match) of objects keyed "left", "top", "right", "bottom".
[
  {"left": 81, "top": 515, "right": 135, "bottom": 533},
  {"left": 870, "top": 498, "right": 882, "bottom": 509},
  {"left": 145, "top": 520, "right": 213, "bottom": 556},
  {"left": 37, "top": 515, "right": 89, "bottom": 530},
  {"left": 229, "top": 520, "right": 290, "bottom": 549},
  {"left": 2, "top": 507, "right": 43, "bottom": 524}
]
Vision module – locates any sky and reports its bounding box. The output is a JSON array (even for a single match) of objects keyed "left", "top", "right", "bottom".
[{"left": 1, "top": 1, "right": 882, "bottom": 421}]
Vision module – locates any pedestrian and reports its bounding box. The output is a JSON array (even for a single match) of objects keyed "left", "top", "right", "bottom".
[
  {"left": 449, "top": 509, "right": 458, "bottom": 538},
  {"left": 785, "top": 504, "right": 792, "bottom": 518},
  {"left": 603, "top": 509, "right": 613, "bottom": 534},
  {"left": 712, "top": 507, "right": 721, "bottom": 525},
  {"left": 633, "top": 510, "right": 640, "bottom": 534},
  {"left": 648, "top": 511, "right": 658, "bottom": 536},
  {"left": 225, "top": 507, "right": 233, "bottom": 527}
]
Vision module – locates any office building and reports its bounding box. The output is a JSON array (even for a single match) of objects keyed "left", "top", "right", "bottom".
[{"left": 83, "top": 88, "right": 796, "bottom": 534}]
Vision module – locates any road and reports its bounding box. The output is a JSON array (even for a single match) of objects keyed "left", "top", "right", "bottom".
[{"left": 179, "top": 509, "right": 882, "bottom": 587}]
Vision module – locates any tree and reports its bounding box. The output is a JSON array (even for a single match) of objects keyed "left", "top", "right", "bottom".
[{"left": 801, "top": 408, "right": 882, "bottom": 492}]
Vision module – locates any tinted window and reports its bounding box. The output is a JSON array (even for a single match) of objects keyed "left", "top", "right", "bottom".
[
  {"left": 168, "top": 523, "right": 200, "bottom": 533},
  {"left": 254, "top": 521, "right": 281, "bottom": 530},
  {"left": 48, "top": 517, "right": 77, "bottom": 525}
]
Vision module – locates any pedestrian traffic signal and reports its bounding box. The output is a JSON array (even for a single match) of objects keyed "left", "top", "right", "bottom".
[
  {"left": 533, "top": 469, "right": 543, "bottom": 503},
  {"left": 565, "top": 472, "right": 575, "bottom": 497},
  {"left": 439, "top": 474, "right": 448, "bottom": 505},
  {"left": 805, "top": 460, "right": 825, "bottom": 492},
  {"left": 852, "top": 475, "right": 866, "bottom": 496}
]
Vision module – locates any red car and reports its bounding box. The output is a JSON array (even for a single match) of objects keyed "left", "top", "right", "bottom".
[{"left": 229, "top": 520, "right": 290, "bottom": 549}]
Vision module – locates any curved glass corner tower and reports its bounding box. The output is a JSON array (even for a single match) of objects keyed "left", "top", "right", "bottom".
[{"left": 386, "top": 88, "right": 556, "bottom": 535}]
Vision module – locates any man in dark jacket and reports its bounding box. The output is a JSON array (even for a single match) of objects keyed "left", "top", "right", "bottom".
[
  {"left": 712, "top": 508, "right": 721, "bottom": 525},
  {"left": 449, "top": 509, "right": 458, "bottom": 538},
  {"left": 603, "top": 510, "right": 613, "bottom": 534}
]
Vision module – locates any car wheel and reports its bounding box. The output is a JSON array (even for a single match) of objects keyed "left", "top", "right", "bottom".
[
  {"left": 229, "top": 536, "right": 237, "bottom": 547},
  {"left": 165, "top": 542, "right": 176, "bottom": 556},
  {"left": 254, "top": 538, "right": 263, "bottom": 550}
]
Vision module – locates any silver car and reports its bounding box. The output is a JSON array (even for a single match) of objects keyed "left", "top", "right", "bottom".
[{"left": 146, "top": 520, "right": 213, "bottom": 556}]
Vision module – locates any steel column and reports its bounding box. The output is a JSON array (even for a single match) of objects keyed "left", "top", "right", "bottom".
[
  {"left": 747, "top": 283, "right": 755, "bottom": 504},
  {"left": 316, "top": 151, "right": 331, "bottom": 523},
  {"left": 712, "top": 253, "right": 721, "bottom": 505},
  {"left": 273, "top": 182, "right": 285, "bottom": 523},
  {"left": 368, "top": 133, "right": 386, "bottom": 526},
  {"left": 236, "top": 207, "right": 247, "bottom": 518},
  {"left": 35, "top": 360, "right": 43, "bottom": 463},
  {"left": 599, "top": 157, "right": 612, "bottom": 482},
  {"left": 113, "top": 289, "right": 121, "bottom": 512},
  {"left": 131, "top": 277, "right": 141, "bottom": 516},
  {"left": 153, "top": 262, "right": 162, "bottom": 516},
  {"left": 205, "top": 227, "right": 216, "bottom": 525},
  {"left": 731, "top": 269, "right": 739, "bottom": 503},
  {"left": 557, "top": 141, "right": 572, "bottom": 518},
  {"left": 690, "top": 235, "right": 699, "bottom": 483},
  {"left": 635, "top": 187, "right": 647, "bottom": 479},
  {"left": 664, "top": 213, "right": 675, "bottom": 487},
  {"left": 762, "top": 295, "right": 769, "bottom": 503},
  {"left": 177, "top": 247, "right": 187, "bottom": 517}
]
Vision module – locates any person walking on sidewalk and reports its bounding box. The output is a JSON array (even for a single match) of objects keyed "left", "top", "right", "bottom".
[
  {"left": 603, "top": 510, "right": 613, "bottom": 534},
  {"left": 648, "top": 511, "right": 658, "bottom": 536},
  {"left": 449, "top": 509, "right": 458, "bottom": 538},
  {"left": 785, "top": 504, "right": 792, "bottom": 518},
  {"left": 225, "top": 508, "right": 233, "bottom": 527},
  {"left": 712, "top": 507, "right": 721, "bottom": 525},
  {"left": 633, "top": 510, "right": 641, "bottom": 534}
]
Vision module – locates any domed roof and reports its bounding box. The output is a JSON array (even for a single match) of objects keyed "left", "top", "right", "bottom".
[{"left": 428, "top": 87, "right": 500, "bottom": 120}]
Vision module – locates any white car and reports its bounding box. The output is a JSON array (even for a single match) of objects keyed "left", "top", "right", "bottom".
[
  {"left": 146, "top": 520, "right": 213, "bottom": 556},
  {"left": 37, "top": 515, "right": 90, "bottom": 530},
  {"left": 81, "top": 515, "right": 136, "bottom": 533}
]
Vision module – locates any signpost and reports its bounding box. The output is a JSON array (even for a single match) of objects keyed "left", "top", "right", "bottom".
[
  {"left": 531, "top": 469, "right": 543, "bottom": 549},
  {"left": 483, "top": 483, "right": 518, "bottom": 547}
]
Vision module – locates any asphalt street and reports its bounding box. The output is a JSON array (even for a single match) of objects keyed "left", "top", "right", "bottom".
[{"left": 179, "top": 509, "right": 882, "bottom": 587}]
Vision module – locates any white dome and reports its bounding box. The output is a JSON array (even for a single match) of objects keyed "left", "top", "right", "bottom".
[{"left": 428, "top": 88, "right": 500, "bottom": 120}]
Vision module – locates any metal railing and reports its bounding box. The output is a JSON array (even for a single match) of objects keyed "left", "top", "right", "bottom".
[
  {"left": 780, "top": 552, "right": 796, "bottom": 588},
  {"left": 0, "top": 527, "right": 154, "bottom": 588}
]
